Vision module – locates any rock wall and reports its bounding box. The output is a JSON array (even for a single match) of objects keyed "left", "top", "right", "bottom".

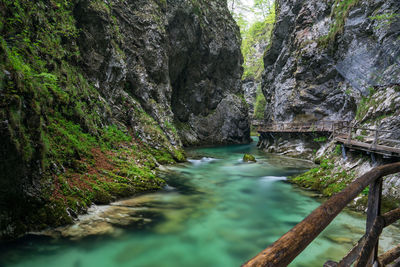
[
  {"left": 0, "top": 0, "right": 249, "bottom": 239},
  {"left": 259, "top": 0, "right": 400, "bottom": 155},
  {"left": 75, "top": 0, "right": 250, "bottom": 146},
  {"left": 259, "top": 0, "right": 400, "bottom": 207},
  {"left": 243, "top": 78, "right": 258, "bottom": 117},
  {"left": 167, "top": 0, "right": 250, "bottom": 145}
]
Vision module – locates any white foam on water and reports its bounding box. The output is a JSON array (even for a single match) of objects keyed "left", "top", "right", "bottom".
[
  {"left": 259, "top": 176, "right": 287, "bottom": 182},
  {"left": 188, "top": 157, "right": 218, "bottom": 165},
  {"left": 164, "top": 184, "right": 176, "bottom": 191}
]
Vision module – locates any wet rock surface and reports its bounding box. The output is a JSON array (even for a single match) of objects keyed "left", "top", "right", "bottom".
[
  {"left": 167, "top": 0, "right": 250, "bottom": 145},
  {"left": 258, "top": 0, "right": 400, "bottom": 206},
  {"left": 75, "top": 0, "right": 250, "bottom": 147},
  {"left": 259, "top": 0, "right": 400, "bottom": 154},
  {"left": 42, "top": 194, "right": 168, "bottom": 240}
]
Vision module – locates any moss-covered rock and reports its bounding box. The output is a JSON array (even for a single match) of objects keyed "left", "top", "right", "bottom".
[
  {"left": 0, "top": 0, "right": 249, "bottom": 240},
  {"left": 243, "top": 154, "right": 257, "bottom": 162}
]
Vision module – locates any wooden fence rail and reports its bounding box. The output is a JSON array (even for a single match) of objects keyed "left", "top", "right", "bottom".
[
  {"left": 242, "top": 162, "right": 400, "bottom": 267},
  {"left": 255, "top": 120, "right": 400, "bottom": 157}
]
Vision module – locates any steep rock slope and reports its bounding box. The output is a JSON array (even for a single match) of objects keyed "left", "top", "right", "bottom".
[
  {"left": 259, "top": 0, "right": 400, "bottom": 156},
  {"left": 168, "top": 0, "right": 250, "bottom": 145},
  {"left": 259, "top": 0, "right": 400, "bottom": 208},
  {"left": 0, "top": 0, "right": 249, "bottom": 239}
]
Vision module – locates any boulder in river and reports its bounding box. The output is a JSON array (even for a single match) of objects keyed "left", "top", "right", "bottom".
[{"left": 243, "top": 154, "right": 257, "bottom": 162}]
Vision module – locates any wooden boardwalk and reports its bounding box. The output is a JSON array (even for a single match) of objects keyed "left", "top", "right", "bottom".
[
  {"left": 335, "top": 135, "right": 400, "bottom": 158},
  {"left": 255, "top": 120, "right": 400, "bottom": 158},
  {"left": 254, "top": 120, "right": 347, "bottom": 133}
]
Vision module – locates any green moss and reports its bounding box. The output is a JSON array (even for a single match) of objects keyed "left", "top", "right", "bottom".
[
  {"left": 0, "top": 0, "right": 184, "bottom": 236},
  {"left": 369, "top": 12, "right": 400, "bottom": 30},
  {"left": 335, "top": 144, "right": 342, "bottom": 156},
  {"left": 165, "top": 121, "right": 178, "bottom": 135},
  {"left": 291, "top": 158, "right": 353, "bottom": 197},
  {"left": 243, "top": 154, "right": 257, "bottom": 162},
  {"left": 318, "top": 0, "right": 361, "bottom": 46},
  {"left": 355, "top": 87, "right": 394, "bottom": 122},
  {"left": 313, "top": 136, "right": 328, "bottom": 143}
]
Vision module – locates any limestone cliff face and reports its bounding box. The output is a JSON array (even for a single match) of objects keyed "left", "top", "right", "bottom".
[
  {"left": 75, "top": 0, "right": 250, "bottom": 147},
  {"left": 259, "top": 0, "right": 400, "bottom": 155},
  {"left": 259, "top": 0, "right": 400, "bottom": 207},
  {"left": 0, "top": 0, "right": 249, "bottom": 239},
  {"left": 167, "top": 0, "right": 250, "bottom": 145}
]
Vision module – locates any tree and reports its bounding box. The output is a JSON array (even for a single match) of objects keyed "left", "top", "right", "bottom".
[
  {"left": 253, "top": 0, "right": 274, "bottom": 21},
  {"left": 228, "top": 0, "right": 243, "bottom": 14}
]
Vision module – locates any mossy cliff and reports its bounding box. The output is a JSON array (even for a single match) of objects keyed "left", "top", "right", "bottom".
[
  {"left": 0, "top": 0, "right": 248, "bottom": 239},
  {"left": 259, "top": 0, "right": 399, "bottom": 155},
  {"left": 258, "top": 0, "right": 400, "bottom": 208},
  {"left": 260, "top": 0, "right": 399, "bottom": 126}
]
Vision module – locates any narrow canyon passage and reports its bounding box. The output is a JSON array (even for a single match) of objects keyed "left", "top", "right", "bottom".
[{"left": 1, "top": 139, "right": 399, "bottom": 267}]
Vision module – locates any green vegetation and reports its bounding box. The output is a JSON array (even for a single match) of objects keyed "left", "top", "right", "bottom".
[
  {"left": 313, "top": 136, "right": 328, "bottom": 143},
  {"left": 231, "top": 0, "right": 275, "bottom": 80},
  {"left": 0, "top": 0, "right": 185, "bottom": 234},
  {"left": 243, "top": 153, "right": 257, "bottom": 162},
  {"left": 335, "top": 144, "right": 342, "bottom": 156},
  {"left": 253, "top": 86, "right": 267, "bottom": 119},
  {"left": 241, "top": 19, "right": 274, "bottom": 80},
  {"left": 229, "top": 0, "right": 275, "bottom": 122},
  {"left": 291, "top": 158, "right": 356, "bottom": 197},
  {"left": 291, "top": 155, "right": 400, "bottom": 213},
  {"left": 369, "top": 12, "right": 400, "bottom": 29},
  {"left": 319, "top": 0, "right": 361, "bottom": 46},
  {"left": 355, "top": 87, "right": 395, "bottom": 123}
]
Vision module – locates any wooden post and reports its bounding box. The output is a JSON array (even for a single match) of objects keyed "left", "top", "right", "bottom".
[
  {"left": 372, "top": 129, "right": 379, "bottom": 150},
  {"left": 347, "top": 125, "right": 353, "bottom": 144},
  {"left": 355, "top": 208, "right": 400, "bottom": 267},
  {"left": 365, "top": 176, "right": 383, "bottom": 265},
  {"left": 332, "top": 122, "right": 336, "bottom": 137}
]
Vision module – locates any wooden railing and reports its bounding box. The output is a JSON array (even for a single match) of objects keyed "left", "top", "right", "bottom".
[
  {"left": 255, "top": 120, "right": 400, "bottom": 157},
  {"left": 335, "top": 124, "right": 400, "bottom": 153},
  {"left": 255, "top": 120, "right": 350, "bottom": 133},
  {"left": 243, "top": 162, "right": 400, "bottom": 267}
]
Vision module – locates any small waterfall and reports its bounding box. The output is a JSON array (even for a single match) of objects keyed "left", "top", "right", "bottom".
[
  {"left": 371, "top": 153, "right": 377, "bottom": 166},
  {"left": 341, "top": 145, "right": 348, "bottom": 161}
]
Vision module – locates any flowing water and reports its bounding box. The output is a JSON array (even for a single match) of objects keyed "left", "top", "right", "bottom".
[{"left": 1, "top": 138, "right": 399, "bottom": 267}]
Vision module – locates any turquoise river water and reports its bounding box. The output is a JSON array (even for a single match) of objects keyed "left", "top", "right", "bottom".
[{"left": 1, "top": 138, "right": 399, "bottom": 267}]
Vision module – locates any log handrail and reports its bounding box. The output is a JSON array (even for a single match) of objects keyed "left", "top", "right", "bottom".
[
  {"left": 379, "top": 244, "right": 400, "bottom": 266},
  {"left": 354, "top": 208, "right": 400, "bottom": 267},
  {"left": 242, "top": 162, "right": 400, "bottom": 267}
]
